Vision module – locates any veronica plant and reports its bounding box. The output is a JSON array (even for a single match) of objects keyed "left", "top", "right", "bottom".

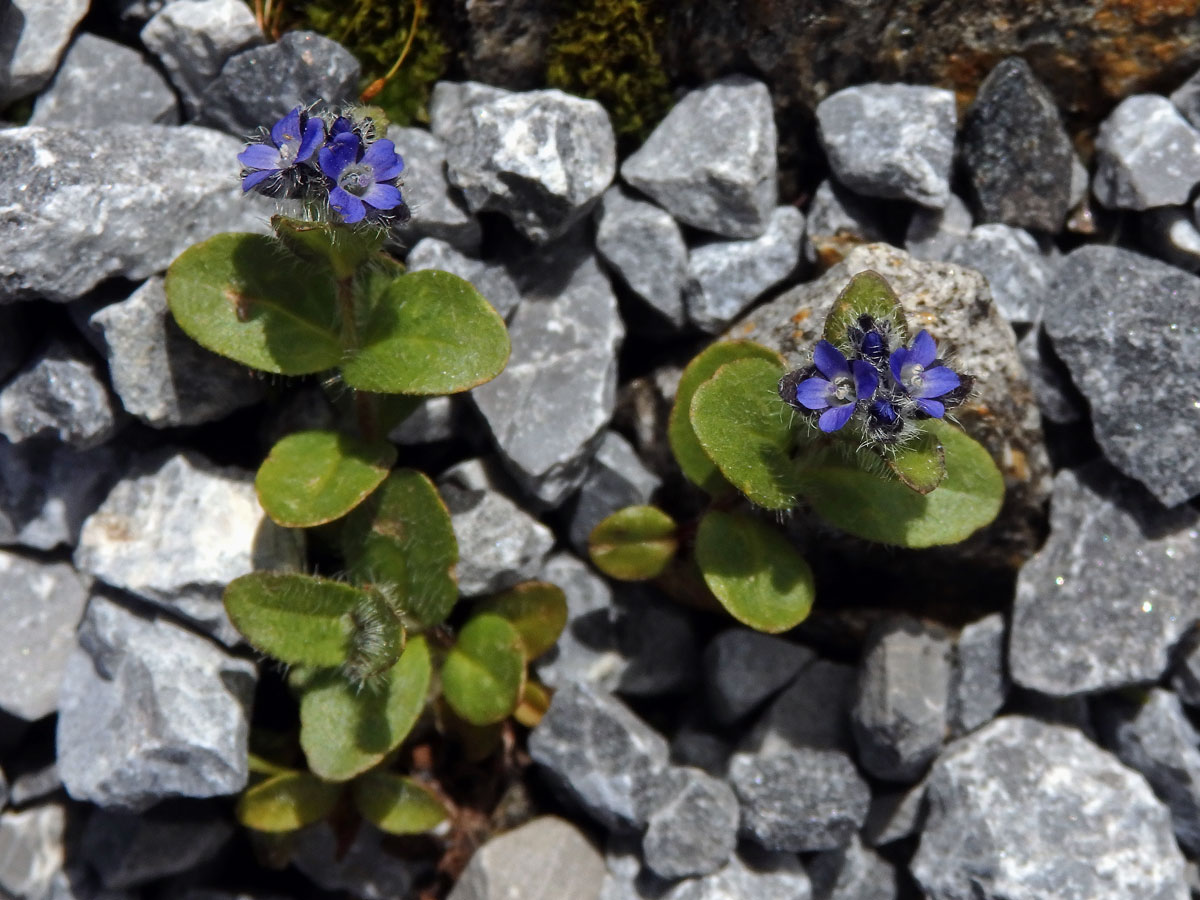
[
  {"left": 589, "top": 271, "right": 1004, "bottom": 634},
  {"left": 165, "top": 104, "right": 566, "bottom": 837}
]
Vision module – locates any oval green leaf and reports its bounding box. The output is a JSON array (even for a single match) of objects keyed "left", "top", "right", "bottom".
[
  {"left": 694, "top": 510, "right": 815, "bottom": 633},
  {"left": 340, "top": 269, "right": 510, "bottom": 395},
  {"left": 342, "top": 469, "right": 459, "bottom": 627},
  {"left": 588, "top": 505, "right": 678, "bottom": 580},
  {"left": 236, "top": 771, "right": 342, "bottom": 833},
  {"left": 796, "top": 420, "right": 1005, "bottom": 547},
  {"left": 272, "top": 215, "right": 385, "bottom": 280},
  {"left": 256, "top": 430, "right": 396, "bottom": 528},
  {"left": 822, "top": 269, "right": 908, "bottom": 348},
  {"left": 225, "top": 572, "right": 364, "bottom": 666},
  {"left": 299, "top": 635, "right": 432, "bottom": 782},
  {"left": 669, "top": 341, "right": 785, "bottom": 493},
  {"left": 690, "top": 357, "right": 802, "bottom": 511},
  {"left": 477, "top": 581, "right": 568, "bottom": 660},
  {"left": 442, "top": 613, "right": 526, "bottom": 726},
  {"left": 351, "top": 772, "right": 447, "bottom": 835},
  {"left": 884, "top": 428, "right": 946, "bottom": 494},
  {"left": 165, "top": 232, "right": 342, "bottom": 374}
]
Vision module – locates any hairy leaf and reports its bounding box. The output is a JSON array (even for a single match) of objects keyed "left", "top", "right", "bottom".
[
  {"left": 224, "top": 572, "right": 363, "bottom": 666},
  {"left": 272, "top": 215, "right": 385, "bottom": 279},
  {"left": 822, "top": 269, "right": 908, "bottom": 348}
]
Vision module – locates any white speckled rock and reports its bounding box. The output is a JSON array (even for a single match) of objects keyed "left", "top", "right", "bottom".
[
  {"left": 0, "top": 0, "right": 89, "bottom": 104},
  {"left": 1093, "top": 95, "right": 1200, "bottom": 211}
]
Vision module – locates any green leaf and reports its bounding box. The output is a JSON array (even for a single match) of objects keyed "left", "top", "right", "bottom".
[
  {"left": 256, "top": 430, "right": 396, "bottom": 528},
  {"left": 795, "top": 420, "right": 1005, "bottom": 547},
  {"left": 351, "top": 773, "right": 447, "bottom": 835},
  {"left": 669, "top": 341, "right": 785, "bottom": 493},
  {"left": 694, "top": 510, "right": 815, "bottom": 633},
  {"left": 224, "top": 572, "right": 364, "bottom": 666},
  {"left": 690, "top": 357, "right": 802, "bottom": 511},
  {"left": 236, "top": 771, "right": 342, "bottom": 833},
  {"left": 340, "top": 270, "right": 510, "bottom": 395},
  {"left": 514, "top": 679, "right": 551, "bottom": 728},
  {"left": 442, "top": 613, "right": 526, "bottom": 726},
  {"left": 342, "top": 469, "right": 459, "bottom": 627},
  {"left": 884, "top": 428, "right": 946, "bottom": 494},
  {"left": 588, "top": 505, "right": 678, "bottom": 580},
  {"left": 477, "top": 582, "right": 567, "bottom": 660},
  {"left": 822, "top": 269, "right": 908, "bottom": 348},
  {"left": 165, "top": 232, "right": 342, "bottom": 374},
  {"left": 272, "top": 216, "right": 385, "bottom": 280},
  {"left": 299, "top": 636, "right": 432, "bottom": 782}
]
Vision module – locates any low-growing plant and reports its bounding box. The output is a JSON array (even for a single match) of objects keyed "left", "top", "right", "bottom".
[
  {"left": 165, "top": 103, "right": 565, "bottom": 837},
  {"left": 590, "top": 271, "right": 1005, "bottom": 633}
]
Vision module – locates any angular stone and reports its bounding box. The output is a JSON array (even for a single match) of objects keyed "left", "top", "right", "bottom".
[
  {"left": 642, "top": 767, "right": 738, "bottom": 880},
  {"left": 809, "top": 834, "right": 897, "bottom": 900},
  {"left": 728, "top": 243, "right": 1050, "bottom": 565},
  {"left": 428, "top": 80, "right": 511, "bottom": 146},
  {"left": 290, "top": 819, "right": 430, "bottom": 900},
  {"left": 1094, "top": 95, "right": 1200, "bottom": 211},
  {"left": 140, "top": 0, "right": 263, "bottom": 117},
  {"left": 471, "top": 237, "right": 623, "bottom": 508},
  {"left": 388, "top": 126, "right": 481, "bottom": 253},
  {"left": 594, "top": 186, "right": 688, "bottom": 329},
  {"left": 0, "top": 0, "right": 88, "bottom": 104},
  {"left": 686, "top": 205, "right": 804, "bottom": 333},
  {"left": 851, "top": 615, "right": 952, "bottom": 782},
  {"left": 805, "top": 179, "right": 888, "bottom": 268},
  {"left": 197, "top": 31, "right": 360, "bottom": 136},
  {"left": 729, "top": 748, "right": 870, "bottom": 852},
  {"left": 0, "top": 551, "right": 89, "bottom": 721},
  {"left": 388, "top": 395, "right": 460, "bottom": 445},
  {"left": 1016, "top": 324, "right": 1087, "bottom": 426},
  {"left": 703, "top": 628, "right": 814, "bottom": 725},
  {"left": 448, "top": 817, "right": 606, "bottom": 900},
  {"left": 74, "top": 450, "right": 305, "bottom": 643},
  {"left": 906, "top": 193, "right": 972, "bottom": 262},
  {"left": 741, "top": 659, "right": 857, "bottom": 756},
  {"left": 90, "top": 277, "right": 266, "bottom": 428},
  {"left": 81, "top": 801, "right": 233, "bottom": 888},
  {"left": 621, "top": 76, "right": 777, "bottom": 239},
  {"left": 1171, "top": 67, "right": 1200, "bottom": 131},
  {"left": 0, "top": 124, "right": 271, "bottom": 303},
  {"left": 29, "top": 33, "right": 179, "bottom": 127},
  {"left": 962, "top": 57, "right": 1075, "bottom": 232},
  {"left": 0, "top": 803, "right": 65, "bottom": 900},
  {"left": 670, "top": 727, "right": 730, "bottom": 778},
  {"left": 612, "top": 364, "right": 682, "bottom": 483},
  {"left": 1172, "top": 629, "right": 1200, "bottom": 709},
  {"left": 1095, "top": 688, "right": 1200, "bottom": 856},
  {"left": 57, "top": 594, "right": 256, "bottom": 812},
  {"left": 816, "top": 84, "right": 956, "bottom": 208},
  {"left": 0, "top": 439, "right": 121, "bottom": 551},
  {"left": 1011, "top": 465, "right": 1200, "bottom": 696},
  {"left": 437, "top": 458, "right": 555, "bottom": 596},
  {"left": 404, "top": 237, "right": 520, "bottom": 321},
  {"left": 528, "top": 683, "right": 671, "bottom": 831},
  {"left": 565, "top": 430, "right": 661, "bottom": 554},
  {"left": 912, "top": 717, "right": 1188, "bottom": 900},
  {"left": 862, "top": 781, "right": 926, "bottom": 847},
  {"left": 0, "top": 341, "right": 118, "bottom": 449},
  {"left": 1142, "top": 206, "right": 1200, "bottom": 273},
  {"left": 660, "top": 852, "right": 812, "bottom": 900},
  {"left": 8, "top": 764, "right": 59, "bottom": 808},
  {"left": 443, "top": 88, "right": 616, "bottom": 243},
  {"left": 1043, "top": 245, "right": 1200, "bottom": 505},
  {"left": 945, "top": 224, "right": 1057, "bottom": 323},
  {"left": 948, "top": 613, "right": 1008, "bottom": 737}
]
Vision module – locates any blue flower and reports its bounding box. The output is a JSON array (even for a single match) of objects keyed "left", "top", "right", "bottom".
[
  {"left": 889, "top": 330, "right": 961, "bottom": 418},
  {"left": 318, "top": 131, "right": 406, "bottom": 224},
  {"left": 237, "top": 106, "right": 324, "bottom": 193},
  {"left": 794, "top": 339, "right": 879, "bottom": 432}
]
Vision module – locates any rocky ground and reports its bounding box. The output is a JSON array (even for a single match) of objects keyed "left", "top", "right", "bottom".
[{"left": 4, "top": 1, "right": 1200, "bottom": 899}]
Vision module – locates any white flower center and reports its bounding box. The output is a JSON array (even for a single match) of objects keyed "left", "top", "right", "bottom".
[
  {"left": 338, "top": 164, "right": 374, "bottom": 196},
  {"left": 831, "top": 375, "right": 855, "bottom": 403}
]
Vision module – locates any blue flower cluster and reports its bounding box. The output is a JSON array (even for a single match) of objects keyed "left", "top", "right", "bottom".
[
  {"left": 237, "top": 105, "right": 410, "bottom": 226},
  {"left": 780, "top": 313, "right": 973, "bottom": 446}
]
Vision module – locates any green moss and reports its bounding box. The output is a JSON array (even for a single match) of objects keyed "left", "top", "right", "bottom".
[
  {"left": 545, "top": 0, "right": 674, "bottom": 143},
  {"left": 278, "top": 0, "right": 450, "bottom": 127}
]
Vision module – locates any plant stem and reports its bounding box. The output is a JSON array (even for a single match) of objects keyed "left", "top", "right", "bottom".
[
  {"left": 360, "top": 0, "right": 423, "bottom": 103},
  {"left": 337, "top": 274, "right": 379, "bottom": 441}
]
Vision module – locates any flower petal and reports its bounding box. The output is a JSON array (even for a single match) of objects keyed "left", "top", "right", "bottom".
[
  {"left": 916, "top": 398, "right": 946, "bottom": 418},
  {"left": 296, "top": 117, "right": 326, "bottom": 162},
  {"left": 240, "top": 169, "right": 273, "bottom": 191},
  {"left": 818, "top": 403, "right": 856, "bottom": 432},
  {"left": 329, "top": 186, "right": 366, "bottom": 224},
  {"left": 812, "top": 340, "right": 850, "bottom": 379},
  {"left": 237, "top": 143, "right": 281, "bottom": 170},
  {"left": 362, "top": 181, "right": 404, "bottom": 212},
  {"left": 794, "top": 376, "right": 833, "bottom": 410},
  {"left": 320, "top": 132, "right": 360, "bottom": 179},
  {"left": 888, "top": 347, "right": 908, "bottom": 385},
  {"left": 270, "top": 106, "right": 304, "bottom": 147},
  {"left": 330, "top": 116, "right": 354, "bottom": 137},
  {"left": 914, "top": 365, "right": 960, "bottom": 399},
  {"left": 910, "top": 330, "right": 937, "bottom": 367},
  {"left": 850, "top": 360, "right": 878, "bottom": 400},
  {"left": 362, "top": 139, "right": 403, "bottom": 180}
]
